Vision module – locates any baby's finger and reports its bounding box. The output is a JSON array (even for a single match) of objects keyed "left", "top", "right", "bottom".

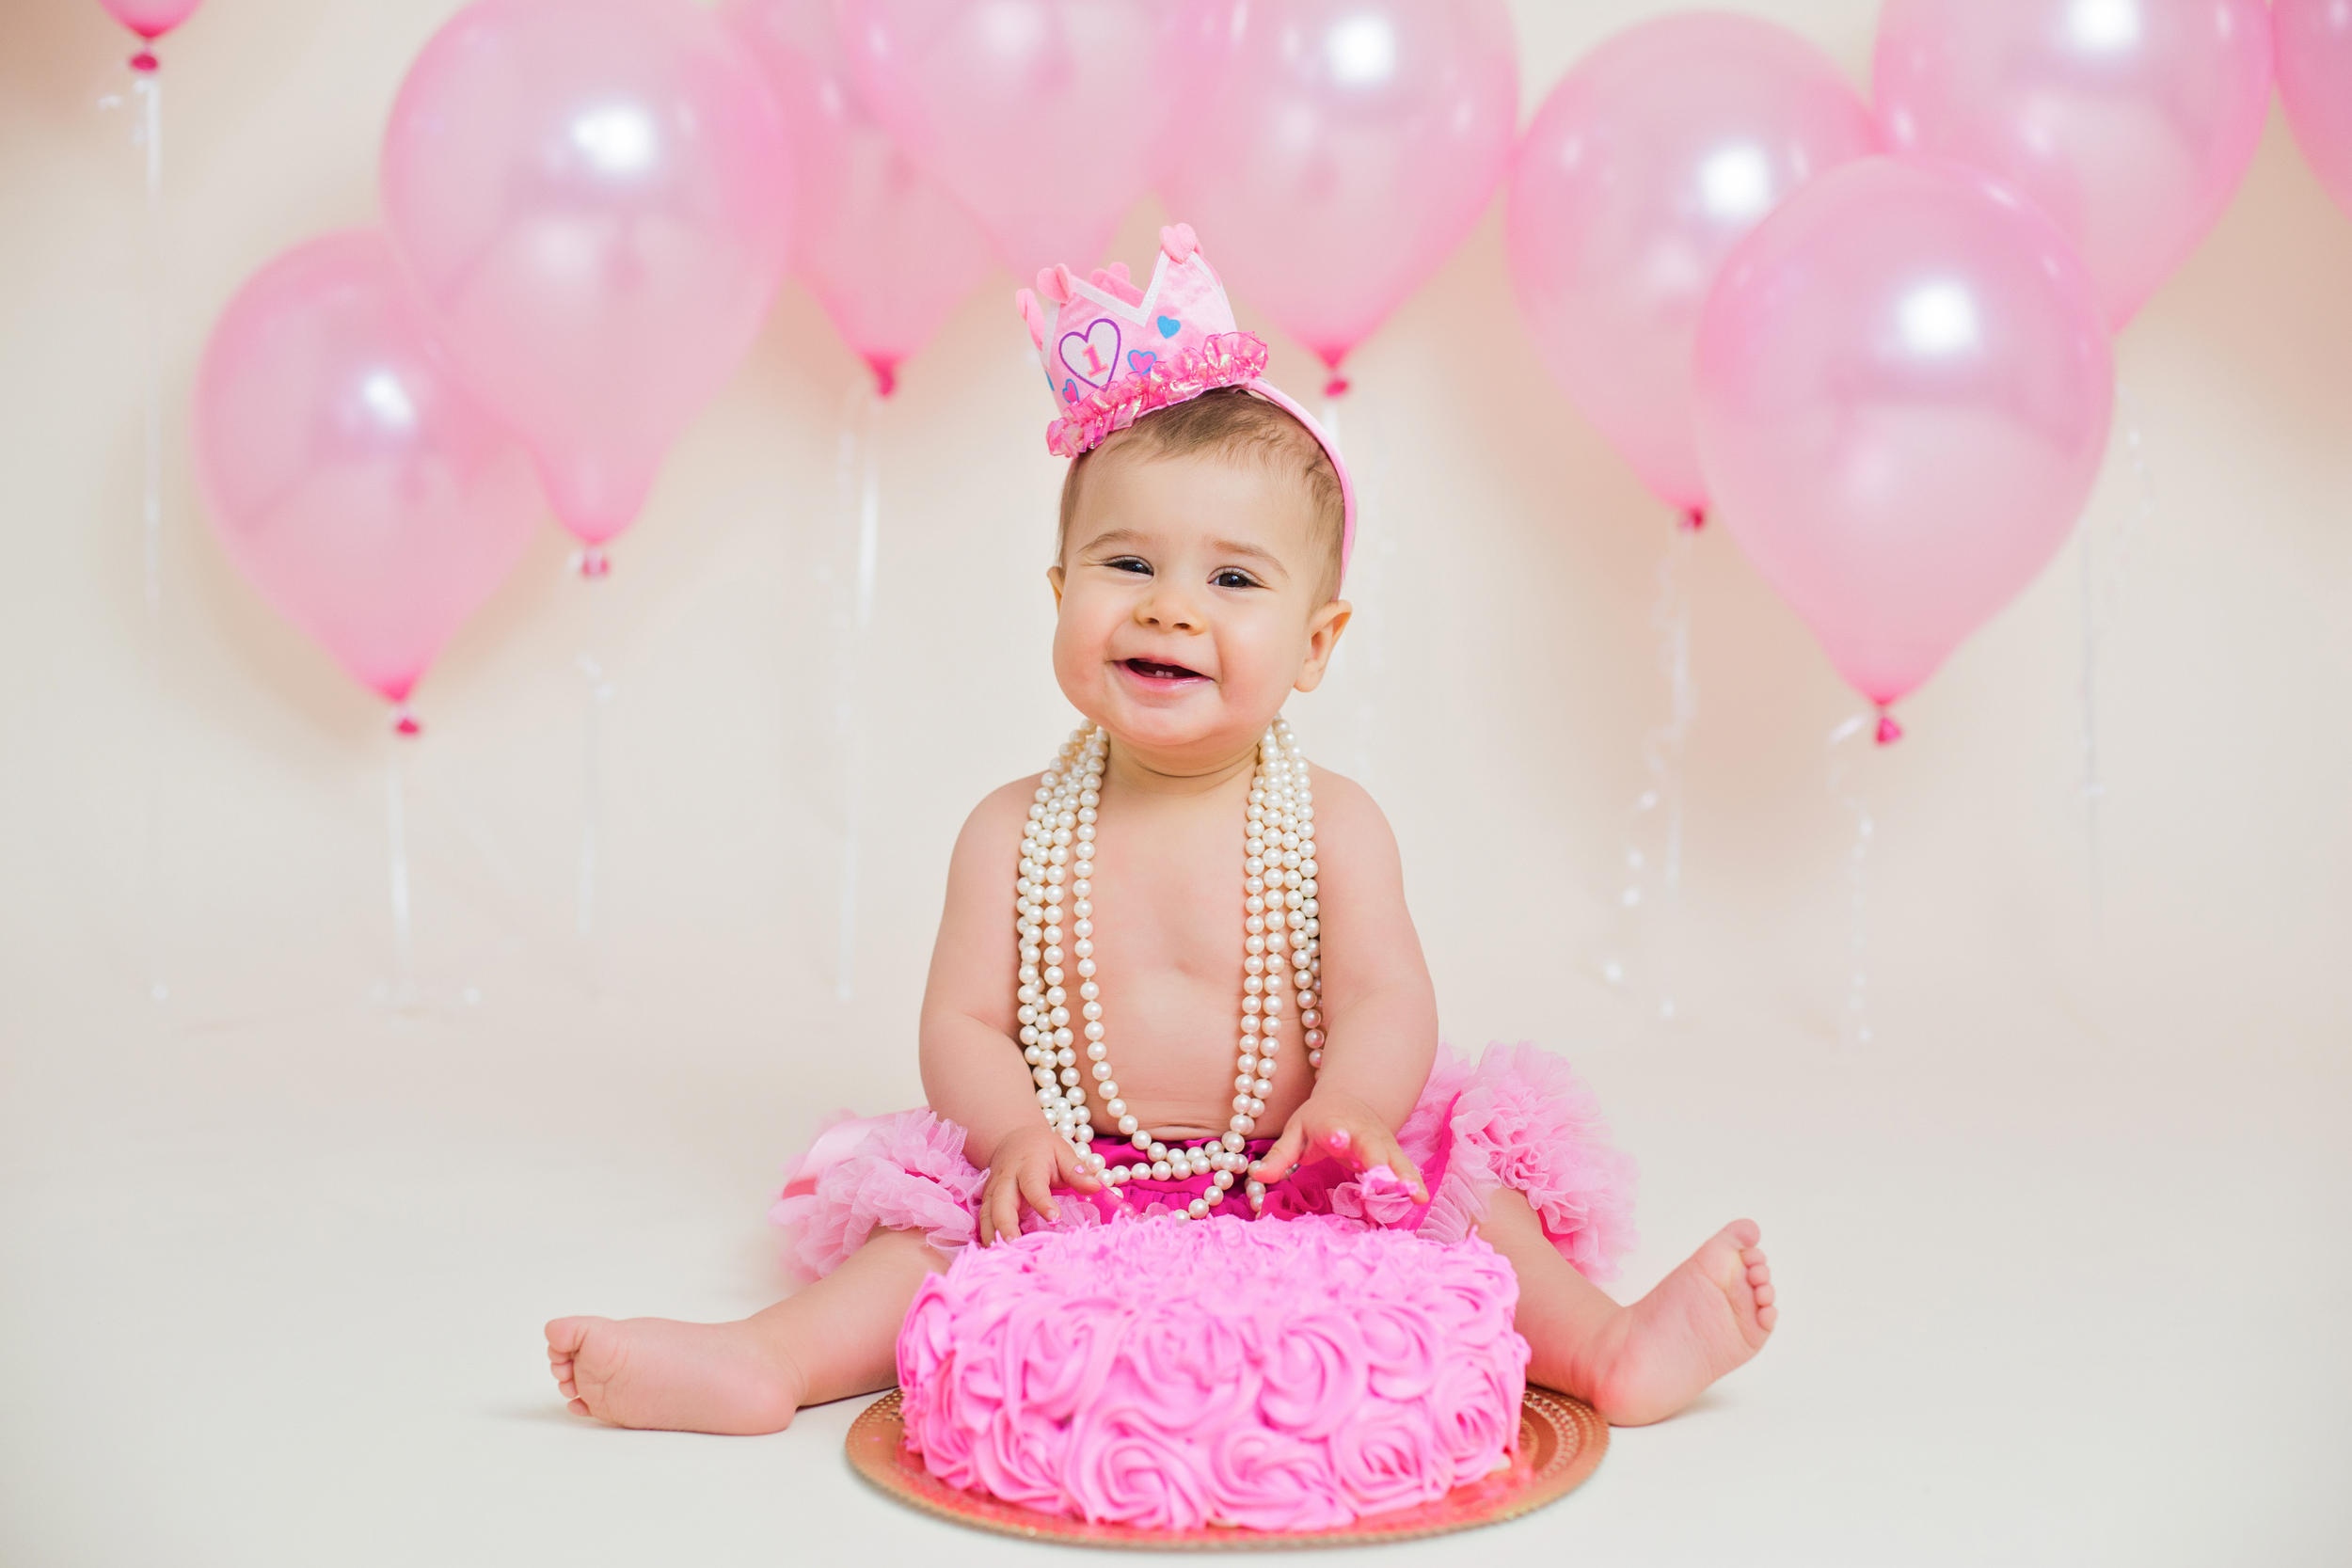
[
  {"left": 988, "top": 1180, "right": 1020, "bottom": 1246},
  {"left": 1251, "top": 1121, "right": 1307, "bottom": 1185},
  {"left": 1364, "top": 1126, "right": 1427, "bottom": 1200},
  {"left": 1055, "top": 1141, "right": 1102, "bottom": 1193},
  {"left": 1018, "top": 1163, "right": 1061, "bottom": 1225}
]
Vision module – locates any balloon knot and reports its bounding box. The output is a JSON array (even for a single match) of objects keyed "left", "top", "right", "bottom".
[
  {"left": 1874, "top": 708, "right": 1903, "bottom": 746},
  {"left": 130, "top": 50, "right": 159, "bottom": 72},
  {"left": 575, "top": 546, "right": 612, "bottom": 579},
  {"left": 1680, "top": 506, "right": 1706, "bottom": 532},
  {"left": 390, "top": 705, "right": 421, "bottom": 738},
  {"left": 868, "top": 357, "right": 898, "bottom": 399},
  {"left": 1323, "top": 375, "right": 1350, "bottom": 399}
]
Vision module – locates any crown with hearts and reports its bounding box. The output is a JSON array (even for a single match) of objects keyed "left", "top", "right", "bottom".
[{"left": 1016, "top": 223, "right": 1356, "bottom": 578}]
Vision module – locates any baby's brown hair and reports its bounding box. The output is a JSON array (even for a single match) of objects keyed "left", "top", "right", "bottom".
[{"left": 1057, "top": 388, "right": 1346, "bottom": 604}]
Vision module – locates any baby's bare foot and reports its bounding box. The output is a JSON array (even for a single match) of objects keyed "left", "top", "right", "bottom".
[
  {"left": 546, "top": 1315, "right": 807, "bottom": 1434},
  {"left": 1589, "top": 1220, "right": 1775, "bottom": 1427}
]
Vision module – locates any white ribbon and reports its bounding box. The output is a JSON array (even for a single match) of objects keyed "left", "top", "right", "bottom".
[
  {"left": 830, "top": 381, "right": 883, "bottom": 1000},
  {"left": 1604, "top": 525, "right": 1700, "bottom": 1023},
  {"left": 1826, "top": 711, "right": 1877, "bottom": 1050}
]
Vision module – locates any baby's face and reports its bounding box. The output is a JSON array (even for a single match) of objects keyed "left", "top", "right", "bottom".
[{"left": 1050, "top": 450, "right": 1347, "bottom": 764}]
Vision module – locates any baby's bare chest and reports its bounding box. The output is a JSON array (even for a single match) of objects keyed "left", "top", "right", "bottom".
[{"left": 1079, "top": 810, "right": 1251, "bottom": 1044}]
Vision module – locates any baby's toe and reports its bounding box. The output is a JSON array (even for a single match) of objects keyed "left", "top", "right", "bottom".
[
  {"left": 1753, "top": 1282, "right": 1773, "bottom": 1308},
  {"left": 1756, "top": 1304, "right": 1777, "bottom": 1331}
]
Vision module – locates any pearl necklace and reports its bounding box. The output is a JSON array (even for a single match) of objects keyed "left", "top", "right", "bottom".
[{"left": 1014, "top": 719, "right": 1326, "bottom": 1217}]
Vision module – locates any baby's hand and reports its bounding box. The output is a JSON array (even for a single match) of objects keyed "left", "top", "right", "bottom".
[
  {"left": 1249, "top": 1090, "right": 1428, "bottom": 1202},
  {"left": 977, "top": 1123, "right": 1102, "bottom": 1246}
]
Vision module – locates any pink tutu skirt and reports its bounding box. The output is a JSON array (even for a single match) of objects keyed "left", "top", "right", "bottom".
[{"left": 771, "top": 1043, "right": 1637, "bottom": 1284}]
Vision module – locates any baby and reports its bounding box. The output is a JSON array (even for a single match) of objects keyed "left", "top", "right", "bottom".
[{"left": 547, "top": 226, "right": 1773, "bottom": 1438}]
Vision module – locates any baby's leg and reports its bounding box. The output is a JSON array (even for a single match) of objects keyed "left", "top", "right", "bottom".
[
  {"left": 546, "top": 1226, "right": 946, "bottom": 1434},
  {"left": 1477, "top": 1189, "right": 1775, "bottom": 1427}
]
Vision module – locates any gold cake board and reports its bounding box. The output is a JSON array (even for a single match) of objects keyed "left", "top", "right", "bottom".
[{"left": 846, "top": 1385, "right": 1606, "bottom": 1549}]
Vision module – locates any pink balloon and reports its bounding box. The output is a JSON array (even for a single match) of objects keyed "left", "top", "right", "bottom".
[
  {"left": 2277, "top": 0, "right": 2352, "bottom": 221},
  {"left": 1159, "top": 0, "right": 1518, "bottom": 378},
  {"left": 839, "top": 0, "right": 1224, "bottom": 282},
  {"left": 381, "top": 0, "right": 792, "bottom": 549},
  {"left": 723, "top": 0, "right": 993, "bottom": 394},
  {"left": 1693, "top": 158, "right": 2114, "bottom": 710},
  {"left": 193, "top": 230, "right": 545, "bottom": 708},
  {"left": 1874, "top": 0, "right": 2272, "bottom": 329},
  {"left": 99, "top": 0, "right": 201, "bottom": 40},
  {"left": 1506, "top": 14, "right": 1876, "bottom": 520}
]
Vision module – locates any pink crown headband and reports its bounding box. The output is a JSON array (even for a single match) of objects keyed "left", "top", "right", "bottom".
[{"left": 1016, "top": 224, "right": 1357, "bottom": 579}]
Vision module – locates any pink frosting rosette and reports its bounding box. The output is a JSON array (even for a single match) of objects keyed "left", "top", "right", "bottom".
[{"left": 897, "top": 1213, "right": 1531, "bottom": 1532}]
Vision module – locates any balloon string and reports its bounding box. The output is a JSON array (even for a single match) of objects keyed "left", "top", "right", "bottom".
[
  {"left": 1606, "top": 526, "right": 1698, "bottom": 1022},
  {"left": 135, "top": 67, "right": 169, "bottom": 1006},
  {"left": 575, "top": 583, "right": 617, "bottom": 977},
  {"left": 2079, "top": 384, "right": 2152, "bottom": 924},
  {"left": 385, "top": 725, "right": 415, "bottom": 1006},
  {"left": 832, "top": 381, "right": 881, "bottom": 1002},
  {"left": 1827, "top": 712, "right": 1876, "bottom": 1050}
]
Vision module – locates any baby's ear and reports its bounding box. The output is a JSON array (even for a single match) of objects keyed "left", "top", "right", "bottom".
[{"left": 1294, "top": 598, "right": 1353, "bottom": 694}]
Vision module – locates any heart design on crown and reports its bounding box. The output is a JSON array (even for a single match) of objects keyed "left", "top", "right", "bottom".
[{"left": 1059, "top": 319, "right": 1122, "bottom": 388}]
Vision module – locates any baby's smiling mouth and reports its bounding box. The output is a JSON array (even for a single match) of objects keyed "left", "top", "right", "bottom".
[{"left": 1122, "top": 657, "right": 1208, "bottom": 683}]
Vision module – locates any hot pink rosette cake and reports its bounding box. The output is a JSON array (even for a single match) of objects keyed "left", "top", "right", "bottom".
[{"left": 895, "top": 1213, "right": 1531, "bottom": 1532}]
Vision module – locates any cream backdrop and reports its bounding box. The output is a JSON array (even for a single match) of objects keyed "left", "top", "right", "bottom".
[{"left": 2, "top": 0, "right": 2347, "bottom": 1563}]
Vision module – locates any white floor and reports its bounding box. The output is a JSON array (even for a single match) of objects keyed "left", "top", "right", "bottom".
[{"left": 6, "top": 963, "right": 2344, "bottom": 1568}]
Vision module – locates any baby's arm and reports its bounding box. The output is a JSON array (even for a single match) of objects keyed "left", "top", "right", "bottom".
[
  {"left": 1248, "top": 768, "right": 1440, "bottom": 1197},
  {"left": 918, "top": 777, "right": 1101, "bottom": 1243}
]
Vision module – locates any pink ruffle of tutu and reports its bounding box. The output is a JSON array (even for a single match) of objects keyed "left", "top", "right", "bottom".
[
  {"left": 1397, "top": 1041, "right": 1640, "bottom": 1282},
  {"left": 769, "top": 1112, "right": 991, "bottom": 1280},
  {"left": 771, "top": 1043, "right": 1634, "bottom": 1281},
  {"left": 1043, "top": 331, "right": 1270, "bottom": 459}
]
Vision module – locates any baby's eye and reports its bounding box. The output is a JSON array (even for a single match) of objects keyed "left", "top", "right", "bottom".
[
  {"left": 1105, "top": 556, "right": 1152, "bottom": 576},
  {"left": 1211, "top": 569, "right": 1261, "bottom": 590}
]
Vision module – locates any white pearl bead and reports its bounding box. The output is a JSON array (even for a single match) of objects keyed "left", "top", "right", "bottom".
[
  {"left": 1116, "top": 1114, "right": 1137, "bottom": 1134},
  {"left": 1187, "top": 1198, "right": 1210, "bottom": 1219},
  {"left": 1213, "top": 1170, "right": 1234, "bottom": 1190},
  {"left": 1152, "top": 1161, "right": 1172, "bottom": 1180}
]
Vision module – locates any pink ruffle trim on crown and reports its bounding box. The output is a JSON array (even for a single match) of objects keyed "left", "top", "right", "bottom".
[
  {"left": 1044, "top": 330, "right": 1271, "bottom": 459},
  {"left": 769, "top": 1042, "right": 1636, "bottom": 1283}
]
